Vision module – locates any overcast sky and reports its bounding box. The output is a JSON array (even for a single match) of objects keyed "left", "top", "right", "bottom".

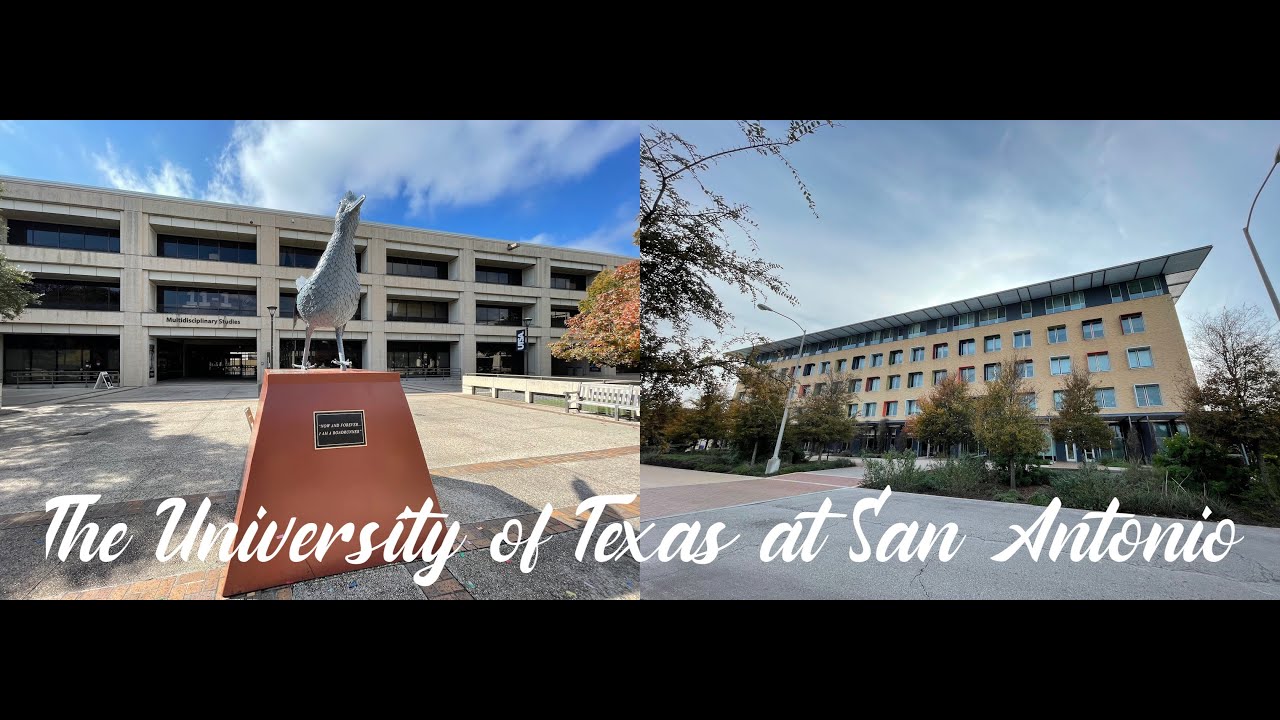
[{"left": 655, "top": 120, "right": 1280, "bottom": 356}]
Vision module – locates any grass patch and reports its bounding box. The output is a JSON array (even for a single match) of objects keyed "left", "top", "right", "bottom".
[{"left": 641, "top": 450, "right": 854, "bottom": 477}]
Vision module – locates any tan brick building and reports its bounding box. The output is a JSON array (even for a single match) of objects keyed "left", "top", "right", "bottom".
[
  {"left": 0, "top": 176, "right": 633, "bottom": 388},
  {"left": 741, "top": 247, "right": 1211, "bottom": 461}
]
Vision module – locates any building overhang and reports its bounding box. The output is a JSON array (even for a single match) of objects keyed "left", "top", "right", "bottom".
[{"left": 734, "top": 246, "right": 1212, "bottom": 357}]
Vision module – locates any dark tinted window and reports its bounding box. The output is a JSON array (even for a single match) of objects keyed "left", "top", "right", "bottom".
[
  {"left": 26, "top": 278, "right": 120, "bottom": 311},
  {"left": 550, "top": 273, "right": 587, "bottom": 291},
  {"left": 387, "top": 299, "right": 449, "bottom": 322},
  {"left": 475, "top": 304, "right": 523, "bottom": 326},
  {"left": 158, "top": 234, "right": 257, "bottom": 264},
  {"left": 156, "top": 285, "right": 257, "bottom": 316},
  {"left": 475, "top": 265, "right": 522, "bottom": 286},
  {"left": 7, "top": 220, "right": 121, "bottom": 253},
  {"left": 387, "top": 255, "right": 448, "bottom": 279}
]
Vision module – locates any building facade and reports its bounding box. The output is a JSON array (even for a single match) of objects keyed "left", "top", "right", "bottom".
[
  {"left": 742, "top": 247, "right": 1212, "bottom": 461},
  {"left": 0, "top": 177, "right": 634, "bottom": 387}
]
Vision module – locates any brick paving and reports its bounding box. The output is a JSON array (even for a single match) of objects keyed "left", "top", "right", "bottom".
[{"left": 37, "top": 497, "right": 641, "bottom": 600}]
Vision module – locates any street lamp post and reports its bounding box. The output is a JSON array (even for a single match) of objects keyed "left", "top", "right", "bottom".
[
  {"left": 266, "top": 305, "right": 277, "bottom": 371},
  {"left": 758, "top": 303, "right": 806, "bottom": 476},
  {"left": 1243, "top": 144, "right": 1280, "bottom": 322},
  {"left": 521, "top": 316, "right": 534, "bottom": 376}
]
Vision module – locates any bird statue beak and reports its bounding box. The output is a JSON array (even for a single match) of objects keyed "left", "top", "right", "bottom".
[{"left": 351, "top": 195, "right": 366, "bottom": 211}]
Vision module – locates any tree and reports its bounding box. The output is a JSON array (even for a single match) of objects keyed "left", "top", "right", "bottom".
[
  {"left": 1178, "top": 304, "right": 1280, "bottom": 465},
  {"left": 549, "top": 259, "right": 639, "bottom": 368},
  {"left": 792, "top": 370, "right": 859, "bottom": 460},
  {"left": 1048, "top": 367, "right": 1113, "bottom": 463},
  {"left": 640, "top": 121, "right": 837, "bottom": 400},
  {"left": 0, "top": 182, "right": 43, "bottom": 320},
  {"left": 904, "top": 372, "right": 975, "bottom": 457},
  {"left": 727, "top": 364, "right": 789, "bottom": 465},
  {"left": 1125, "top": 427, "right": 1144, "bottom": 464},
  {"left": 666, "top": 381, "right": 730, "bottom": 450},
  {"left": 641, "top": 383, "right": 682, "bottom": 451},
  {"left": 974, "top": 358, "right": 1045, "bottom": 489}
]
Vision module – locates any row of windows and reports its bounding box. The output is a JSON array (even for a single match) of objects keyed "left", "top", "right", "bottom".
[
  {"left": 24, "top": 279, "right": 120, "bottom": 312},
  {"left": 841, "top": 383, "right": 1165, "bottom": 419},
  {"left": 761, "top": 277, "right": 1166, "bottom": 363},
  {"left": 794, "top": 313, "right": 1149, "bottom": 376},
  {"left": 803, "top": 346, "right": 1159, "bottom": 397},
  {"left": 8, "top": 220, "right": 592, "bottom": 286}
]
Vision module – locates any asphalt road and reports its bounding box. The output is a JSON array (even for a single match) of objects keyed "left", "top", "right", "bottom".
[{"left": 638, "top": 470, "right": 1280, "bottom": 599}]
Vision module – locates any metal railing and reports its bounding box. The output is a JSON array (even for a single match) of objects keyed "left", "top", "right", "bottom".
[
  {"left": 11, "top": 370, "right": 121, "bottom": 388},
  {"left": 470, "top": 373, "right": 640, "bottom": 385},
  {"left": 396, "top": 367, "right": 461, "bottom": 379}
]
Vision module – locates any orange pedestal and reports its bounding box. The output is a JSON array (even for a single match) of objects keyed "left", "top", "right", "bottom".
[{"left": 222, "top": 369, "right": 445, "bottom": 596}]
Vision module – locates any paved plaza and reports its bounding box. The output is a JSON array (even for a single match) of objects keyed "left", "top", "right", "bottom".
[{"left": 0, "top": 381, "right": 639, "bottom": 600}]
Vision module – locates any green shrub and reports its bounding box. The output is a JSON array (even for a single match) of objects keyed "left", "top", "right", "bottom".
[
  {"left": 994, "top": 490, "right": 1020, "bottom": 503},
  {"left": 1027, "top": 492, "right": 1053, "bottom": 506}
]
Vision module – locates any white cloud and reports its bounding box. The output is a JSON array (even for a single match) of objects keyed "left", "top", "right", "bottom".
[
  {"left": 206, "top": 120, "right": 638, "bottom": 215},
  {"left": 521, "top": 202, "right": 638, "bottom": 256},
  {"left": 91, "top": 141, "right": 195, "bottom": 198}
]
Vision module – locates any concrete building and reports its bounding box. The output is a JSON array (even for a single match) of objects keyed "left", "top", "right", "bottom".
[
  {"left": 740, "top": 247, "right": 1212, "bottom": 461},
  {"left": 0, "top": 176, "right": 634, "bottom": 387}
]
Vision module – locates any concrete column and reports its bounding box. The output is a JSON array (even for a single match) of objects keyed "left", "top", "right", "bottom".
[
  {"left": 458, "top": 248, "right": 475, "bottom": 283},
  {"left": 257, "top": 224, "right": 279, "bottom": 267},
  {"left": 120, "top": 324, "right": 148, "bottom": 387},
  {"left": 367, "top": 235, "right": 386, "bottom": 275}
]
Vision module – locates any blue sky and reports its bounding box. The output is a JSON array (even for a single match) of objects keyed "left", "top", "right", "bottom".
[
  {"left": 0, "top": 120, "right": 638, "bottom": 257},
  {"left": 653, "top": 120, "right": 1280, "bottom": 354}
]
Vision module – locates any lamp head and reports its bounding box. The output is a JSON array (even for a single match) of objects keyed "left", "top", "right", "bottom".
[
  {"left": 757, "top": 303, "right": 772, "bottom": 312},
  {"left": 267, "top": 305, "right": 277, "bottom": 317},
  {"left": 1274, "top": 143, "right": 1280, "bottom": 165}
]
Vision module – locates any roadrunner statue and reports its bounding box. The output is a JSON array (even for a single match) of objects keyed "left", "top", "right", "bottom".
[{"left": 293, "top": 191, "right": 365, "bottom": 370}]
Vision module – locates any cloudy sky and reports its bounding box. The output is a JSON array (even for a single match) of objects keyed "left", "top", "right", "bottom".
[
  {"left": 654, "top": 120, "right": 1280, "bottom": 351},
  {"left": 0, "top": 120, "right": 638, "bottom": 256}
]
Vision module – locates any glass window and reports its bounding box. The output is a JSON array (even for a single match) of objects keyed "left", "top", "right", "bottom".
[
  {"left": 836, "top": 359, "right": 847, "bottom": 372},
  {"left": 475, "top": 304, "right": 526, "bottom": 326},
  {"left": 984, "top": 363, "right": 1000, "bottom": 381},
  {"left": 1053, "top": 390, "right": 1065, "bottom": 410},
  {"left": 1126, "top": 276, "right": 1163, "bottom": 299},
  {"left": 1013, "top": 330, "right": 1031, "bottom": 348},
  {"left": 984, "top": 335, "right": 1001, "bottom": 352},
  {"left": 908, "top": 322, "right": 926, "bottom": 338},
  {"left": 1082, "top": 318, "right": 1104, "bottom": 339},
  {"left": 932, "top": 370, "right": 947, "bottom": 385},
  {"left": 907, "top": 400, "right": 920, "bottom": 415},
  {"left": 956, "top": 312, "right": 976, "bottom": 330},
  {"left": 851, "top": 379, "right": 863, "bottom": 393},
  {"left": 279, "top": 245, "right": 329, "bottom": 269},
  {"left": 908, "top": 372, "right": 923, "bottom": 388},
  {"left": 885, "top": 401, "right": 899, "bottom": 417},
  {"left": 1045, "top": 291, "right": 1086, "bottom": 315},
  {"left": 1050, "top": 356, "right": 1071, "bottom": 375},
  {"left": 960, "top": 366, "right": 976, "bottom": 382},
  {"left": 156, "top": 285, "right": 257, "bottom": 317},
  {"left": 1047, "top": 325, "right": 1067, "bottom": 344},
  {"left": 933, "top": 343, "right": 949, "bottom": 359},
  {"left": 871, "top": 353, "right": 883, "bottom": 367},
  {"left": 25, "top": 278, "right": 121, "bottom": 311},
  {"left": 475, "top": 265, "right": 523, "bottom": 286},
  {"left": 820, "top": 361, "right": 831, "bottom": 374},
  {"left": 388, "top": 255, "right": 448, "bottom": 279},
  {"left": 6, "top": 220, "right": 121, "bottom": 253},
  {"left": 158, "top": 234, "right": 257, "bottom": 264},
  {"left": 1095, "top": 387, "right": 1117, "bottom": 408},
  {"left": 863, "top": 402, "right": 876, "bottom": 418},
  {"left": 387, "top": 299, "right": 449, "bottom": 322},
  {"left": 551, "top": 308, "right": 579, "bottom": 328},
  {"left": 1020, "top": 393, "right": 1037, "bottom": 411},
  {"left": 868, "top": 377, "right": 881, "bottom": 391},
  {"left": 888, "top": 375, "right": 901, "bottom": 390},
  {"left": 1121, "top": 313, "right": 1145, "bottom": 334},
  {"left": 550, "top": 273, "right": 586, "bottom": 291},
  {"left": 1020, "top": 301, "right": 1033, "bottom": 319},
  {"left": 1088, "top": 352, "right": 1110, "bottom": 372},
  {"left": 852, "top": 356, "right": 865, "bottom": 370},
  {"left": 1135, "top": 384, "right": 1163, "bottom": 407},
  {"left": 936, "top": 319, "right": 949, "bottom": 333},
  {"left": 1018, "top": 360, "right": 1034, "bottom": 378},
  {"left": 959, "top": 339, "right": 975, "bottom": 356},
  {"left": 1110, "top": 284, "right": 1124, "bottom": 303},
  {"left": 889, "top": 350, "right": 903, "bottom": 365},
  {"left": 1, "top": 333, "right": 121, "bottom": 383},
  {"left": 910, "top": 347, "right": 924, "bottom": 362},
  {"left": 1127, "top": 347, "right": 1154, "bottom": 368},
  {"left": 814, "top": 383, "right": 825, "bottom": 396},
  {"left": 978, "top": 307, "right": 1006, "bottom": 326}
]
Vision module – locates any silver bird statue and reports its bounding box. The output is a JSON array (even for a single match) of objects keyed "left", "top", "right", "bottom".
[{"left": 293, "top": 191, "right": 365, "bottom": 370}]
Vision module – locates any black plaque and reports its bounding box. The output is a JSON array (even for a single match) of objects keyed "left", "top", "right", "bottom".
[{"left": 313, "top": 410, "right": 367, "bottom": 450}]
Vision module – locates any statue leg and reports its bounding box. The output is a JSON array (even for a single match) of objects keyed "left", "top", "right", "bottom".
[
  {"left": 294, "top": 325, "right": 314, "bottom": 369},
  {"left": 332, "top": 325, "right": 352, "bottom": 370}
]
